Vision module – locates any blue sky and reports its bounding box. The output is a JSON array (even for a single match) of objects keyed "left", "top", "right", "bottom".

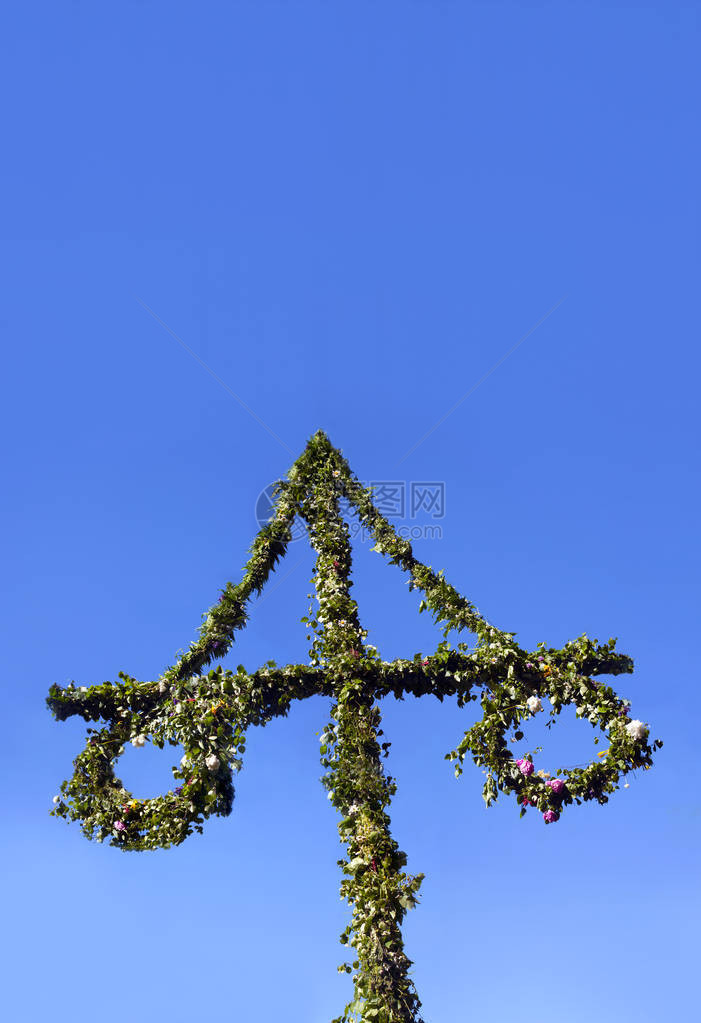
[{"left": 1, "top": 2, "right": 698, "bottom": 1020}]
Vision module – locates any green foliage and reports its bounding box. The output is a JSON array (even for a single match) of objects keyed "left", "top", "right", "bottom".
[{"left": 47, "top": 429, "right": 660, "bottom": 1023}]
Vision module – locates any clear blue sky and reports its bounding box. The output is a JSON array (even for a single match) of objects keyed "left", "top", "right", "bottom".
[{"left": 1, "top": 2, "right": 698, "bottom": 1020}]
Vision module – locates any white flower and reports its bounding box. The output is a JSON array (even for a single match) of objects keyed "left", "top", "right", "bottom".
[
  {"left": 158, "top": 681, "right": 167, "bottom": 694},
  {"left": 180, "top": 754, "right": 189, "bottom": 767},
  {"left": 131, "top": 734, "right": 146, "bottom": 748},
  {"left": 52, "top": 795, "right": 61, "bottom": 804},
  {"left": 347, "top": 803, "right": 360, "bottom": 815},
  {"left": 205, "top": 754, "right": 220, "bottom": 771},
  {"left": 79, "top": 686, "right": 88, "bottom": 693},
  {"left": 526, "top": 696, "right": 543, "bottom": 713},
  {"left": 625, "top": 719, "right": 648, "bottom": 742}
]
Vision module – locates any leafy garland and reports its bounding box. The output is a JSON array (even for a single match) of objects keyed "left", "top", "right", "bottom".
[{"left": 47, "top": 430, "right": 661, "bottom": 1023}]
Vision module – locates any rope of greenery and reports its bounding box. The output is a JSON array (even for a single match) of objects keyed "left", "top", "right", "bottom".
[{"left": 47, "top": 430, "right": 661, "bottom": 1023}]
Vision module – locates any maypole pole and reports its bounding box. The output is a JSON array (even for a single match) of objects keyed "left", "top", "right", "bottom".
[{"left": 303, "top": 442, "right": 423, "bottom": 1022}]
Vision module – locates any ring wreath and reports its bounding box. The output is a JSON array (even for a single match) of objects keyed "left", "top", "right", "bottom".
[{"left": 449, "top": 646, "right": 655, "bottom": 823}]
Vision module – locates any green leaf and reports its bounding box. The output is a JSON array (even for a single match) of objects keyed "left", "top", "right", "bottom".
[{"left": 344, "top": 857, "right": 366, "bottom": 874}]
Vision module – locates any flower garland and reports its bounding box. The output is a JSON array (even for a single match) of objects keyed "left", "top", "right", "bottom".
[
  {"left": 47, "top": 430, "right": 661, "bottom": 1023},
  {"left": 47, "top": 664, "right": 327, "bottom": 850},
  {"left": 444, "top": 640, "right": 658, "bottom": 821}
]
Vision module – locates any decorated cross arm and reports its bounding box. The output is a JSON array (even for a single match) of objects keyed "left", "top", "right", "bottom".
[
  {"left": 47, "top": 431, "right": 660, "bottom": 1023},
  {"left": 46, "top": 663, "right": 328, "bottom": 850}
]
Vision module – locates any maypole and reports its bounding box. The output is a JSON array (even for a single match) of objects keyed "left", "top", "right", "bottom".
[{"left": 48, "top": 431, "right": 661, "bottom": 1023}]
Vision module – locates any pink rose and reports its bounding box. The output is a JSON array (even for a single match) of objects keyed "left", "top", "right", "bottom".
[
  {"left": 516, "top": 758, "right": 534, "bottom": 776},
  {"left": 543, "top": 810, "right": 560, "bottom": 824},
  {"left": 114, "top": 820, "right": 126, "bottom": 831},
  {"left": 547, "top": 778, "right": 565, "bottom": 795}
]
